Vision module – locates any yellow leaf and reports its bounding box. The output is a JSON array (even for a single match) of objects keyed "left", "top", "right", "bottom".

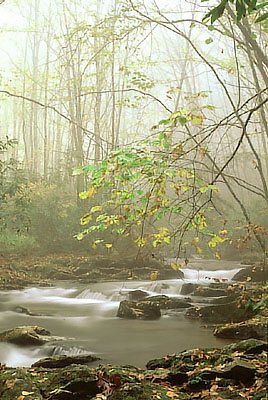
[
  {"left": 215, "top": 252, "right": 221, "bottom": 260},
  {"left": 92, "top": 243, "right": 97, "bottom": 249},
  {"left": 170, "top": 262, "right": 179, "bottom": 271},
  {"left": 150, "top": 271, "right": 158, "bottom": 281},
  {"left": 105, "top": 243, "right": 113, "bottom": 248},
  {"left": 197, "top": 246, "right": 203, "bottom": 255},
  {"left": 83, "top": 187, "right": 96, "bottom": 199},
  {"left": 21, "top": 392, "right": 35, "bottom": 396},
  {"left": 90, "top": 205, "right": 102, "bottom": 213},
  {"left": 246, "top": 276, "right": 252, "bottom": 281}
]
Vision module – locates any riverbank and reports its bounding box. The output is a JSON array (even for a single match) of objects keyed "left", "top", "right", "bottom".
[{"left": 0, "top": 337, "right": 266, "bottom": 400}]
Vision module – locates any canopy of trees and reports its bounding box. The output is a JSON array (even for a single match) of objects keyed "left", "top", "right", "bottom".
[{"left": 0, "top": 0, "right": 267, "bottom": 257}]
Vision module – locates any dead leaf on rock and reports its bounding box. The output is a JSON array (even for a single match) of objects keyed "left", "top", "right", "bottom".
[{"left": 166, "top": 391, "right": 179, "bottom": 398}]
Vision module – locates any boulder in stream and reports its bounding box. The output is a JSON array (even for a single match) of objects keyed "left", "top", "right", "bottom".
[
  {"left": 180, "top": 283, "right": 197, "bottom": 295},
  {"left": 185, "top": 301, "right": 254, "bottom": 323},
  {"left": 192, "top": 286, "right": 227, "bottom": 297},
  {"left": 32, "top": 354, "right": 101, "bottom": 368},
  {"left": 117, "top": 300, "right": 161, "bottom": 320},
  {"left": 223, "top": 338, "right": 267, "bottom": 354},
  {"left": 144, "top": 295, "right": 191, "bottom": 309},
  {"left": 214, "top": 320, "right": 267, "bottom": 340},
  {"left": 128, "top": 289, "right": 149, "bottom": 301},
  {"left": 232, "top": 264, "right": 266, "bottom": 282},
  {"left": 0, "top": 326, "right": 63, "bottom": 346}
]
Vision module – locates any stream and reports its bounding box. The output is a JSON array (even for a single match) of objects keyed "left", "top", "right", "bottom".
[{"left": 0, "top": 260, "right": 242, "bottom": 368}]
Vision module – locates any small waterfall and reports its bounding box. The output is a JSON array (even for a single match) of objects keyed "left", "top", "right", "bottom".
[
  {"left": 183, "top": 267, "right": 241, "bottom": 282},
  {"left": 49, "top": 345, "right": 90, "bottom": 356},
  {"left": 76, "top": 289, "right": 108, "bottom": 301}
]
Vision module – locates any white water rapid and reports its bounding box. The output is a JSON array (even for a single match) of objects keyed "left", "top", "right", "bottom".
[{"left": 0, "top": 260, "right": 242, "bottom": 368}]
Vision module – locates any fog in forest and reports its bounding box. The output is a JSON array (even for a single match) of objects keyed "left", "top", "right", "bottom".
[{"left": 0, "top": 1, "right": 267, "bottom": 399}]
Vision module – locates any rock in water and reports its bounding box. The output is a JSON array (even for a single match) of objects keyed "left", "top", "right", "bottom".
[
  {"left": 214, "top": 320, "right": 267, "bottom": 340},
  {"left": 232, "top": 265, "right": 266, "bottom": 282},
  {"left": 185, "top": 301, "right": 254, "bottom": 323},
  {"left": 32, "top": 354, "right": 100, "bottom": 368},
  {"left": 117, "top": 300, "right": 161, "bottom": 320},
  {"left": 180, "top": 283, "right": 196, "bottom": 295},
  {"left": 129, "top": 289, "right": 149, "bottom": 301},
  {"left": 223, "top": 339, "right": 267, "bottom": 354},
  {"left": 0, "top": 326, "right": 62, "bottom": 346},
  {"left": 144, "top": 295, "right": 191, "bottom": 309}
]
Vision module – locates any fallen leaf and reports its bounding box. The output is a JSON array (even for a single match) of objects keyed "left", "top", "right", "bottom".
[{"left": 21, "top": 392, "right": 35, "bottom": 396}]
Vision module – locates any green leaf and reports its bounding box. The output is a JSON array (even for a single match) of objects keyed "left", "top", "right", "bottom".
[
  {"left": 73, "top": 164, "right": 96, "bottom": 176},
  {"left": 205, "top": 38, "right": 214, "bottom": 44},
  {"left": 256, "top": 1, "right": 268, "bottom": 10},
  {"left": 76, "top": 233, "right": 84, "bottom": 241},
  {"left": 255, "top": 12, "right": 268, "bottom": 22},
  {"left": 199, "top": 187, "right": 208, "bottom": 193}
]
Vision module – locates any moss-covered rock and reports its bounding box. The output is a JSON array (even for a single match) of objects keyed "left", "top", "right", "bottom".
[
  {"left": 214, "top": 319, "right": 267, "bottom": 340},
  {"left": 185, "top": 301, "right": 254, "bottom": 323},
  {"left": 0, "top": 326, "right": 57, "bottom": 346},
  {"left": 32, "top": 354, "right": 100, "bottom": 368}
]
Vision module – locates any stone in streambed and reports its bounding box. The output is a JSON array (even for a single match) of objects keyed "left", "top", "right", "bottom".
[
  {"left": 214, "top": 320, "right": 267, "bottom": 340},
  {"left": 13, "top": 306, "right": 42, "bottom": 316},
  {"left": 144, "top": 295, "right": 191, "bottom": 309},
  {"left": 180, "top": 283, "right": 197, "bottom": 295},
  {"left": 232, "top": 265, "right": 266, "bottom": 282},
  {"left": 192, "top": 286, "right": 227, "bottom": 297},
  {"left": 128, "top": 289, "right": 149, "bottom": 301},
  {"left": 32, "top": 354, "right": 100, "bottom": 368},
  {"left": 223, "top": 338, "right": 267, "bottom": 354},
  {"left": 0, "top": 326, "right": 63, "bottom": 346},
  {"left": 117, "top": 300, "right": 161, "bottom": 320},
  {"left": 185, "top": 301, "right": 254, "bottom": 323}
]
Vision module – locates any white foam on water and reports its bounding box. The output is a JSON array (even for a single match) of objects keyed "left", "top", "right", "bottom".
[{"left": 76, "top": 289, "right": 108, "bottom": 301}]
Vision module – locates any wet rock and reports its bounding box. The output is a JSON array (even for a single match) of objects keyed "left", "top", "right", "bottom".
[
  {"left": 144, "top": 295, "right": 191, "bottom": 309},
  {"left": 214, "top": 320, "right": 267, "bottom": 340},
  {"left": 158, "top": 268, "right": 184, "bottom": 280},
  {"left": 180, "top": 283, "right": 197, "bottom": 295},
  {"left": 32, "top": 354, "right": 100, "bottom": 368},
  {"left": 146, "top": 354, "right": 178, "bottom": 370},
  {"left": 0, "top": 326, "right": 62, "bottom": 346},
  {"left": 233, "top": 265, "right": 266, "bottom": 282},
  {"left": 209, "top": 293, "right": 239, "bottom": 304},
  {"left": 224, "top": 339, "right": 267, "bottom": 354},
  {"left": 13, "top": 306, "right": 41, "bottom": 316},
  {"left": 193, "top": 287, "right": 227, "bottom": 297},
  {"left": 185, "top": 301, "right": 254, "bottom": 323},
  {"left": 129, "top": 290, "right": 149, "bottom": 301},
  {"left": 220, "top": 359, "right": 256, "bottom": 383},
  {"left": 117, "top": 300, "right": 161, "bottom": 320}
]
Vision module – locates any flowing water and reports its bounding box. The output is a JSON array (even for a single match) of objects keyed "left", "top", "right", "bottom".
[{"left": 0, "top": 260, "right": 242, "bottom": 368}]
